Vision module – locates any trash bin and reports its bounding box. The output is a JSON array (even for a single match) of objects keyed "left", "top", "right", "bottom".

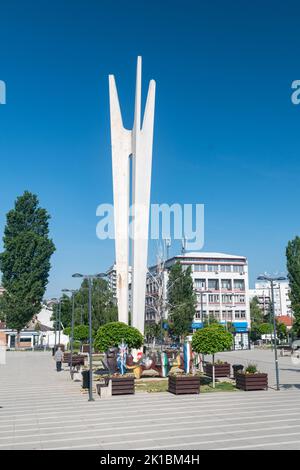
[
  {"left": 232, "top": 364, "right": 244, "bottom": 379},
  {"left": 82, "top": 370, "right": 90, "bottom": 389}
]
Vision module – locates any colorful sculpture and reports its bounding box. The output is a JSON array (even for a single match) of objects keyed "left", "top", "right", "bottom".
[
  {"left": 183, "top": 342, "right": 192, "bottom": 374},
  {"left": 117, "top": 341, "right": 128, "bottom": 375}
]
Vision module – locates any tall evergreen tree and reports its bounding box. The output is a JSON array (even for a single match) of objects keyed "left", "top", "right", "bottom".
[
  {"left": 0, "top": 191, "right": 55, "bottom": 345},
  {"left": 286, "top": 236, "right": 300, "bottom": 336},
  {"left": 167, "top": 262, "right": 196, "bottom": 341}
]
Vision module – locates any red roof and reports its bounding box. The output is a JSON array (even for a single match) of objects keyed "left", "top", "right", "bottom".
[{"left": 277, "top": 315, "right": 293, "bottom": 327}]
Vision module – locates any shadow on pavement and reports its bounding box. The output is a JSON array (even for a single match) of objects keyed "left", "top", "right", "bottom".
[{"left": 280, "top": 384, "right": 300, "bottom": 390}]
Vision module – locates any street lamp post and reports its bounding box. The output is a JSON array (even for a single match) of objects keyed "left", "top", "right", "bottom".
[
  {"left": 54, "top": 302, "right": 58, "bottom": 348},
  {"left": 62, "top": 289, "right": 77, "bottom": 376},
  {"left": 51, "top": 297, "right": 65, "bottom": 349},
  {"left": 194, "top": 289, "right": 212, "bottom": 326},
  {"left": 72, "top": 272, "right": 107, "bottom": 402},
  {"left": 58, "top": 300, "right": 62, "bottom": 345},
  {"left": 257, "top": 274, "right": 287, "bottom": 391}
]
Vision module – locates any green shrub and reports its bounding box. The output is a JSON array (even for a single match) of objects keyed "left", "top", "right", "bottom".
[
  {"left": 245, "top": 363, "right": 258, "bottom": 374},
  {"left": 94, "top": 321, "right": 144, "bottom": 352},
  {"left": 67, "top": 340, "right": 81, "bottom": 351},
  {"left": 192, "top": 324, "right": 233, "bottom": 356},
  {"left": 258, "top": 323, "right": 273, "bottom": 335}
]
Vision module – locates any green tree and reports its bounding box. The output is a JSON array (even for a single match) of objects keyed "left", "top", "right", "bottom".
[
  {"left": 73, "top": 278, "right": 117, "bottom": 330},
  {"left": 0, "top": 191, "right": 55, "bottom": 346},
  {"left": 286, "top": 236, "right": 300, "bottom": 337},
  {"left": 250, "top": 296, "right": 268, "bottom": 341},
  {"left": 202, "top": 314, "right": 219, "bottom": 328},
  {"left": 167, "top": 262, "right": 196, "bottom": 341},
  {"left": 192, "top": 324, "right": 233, "bottom": 387},
  {"left": 51, "top": 294, "right": 72, "bottom": 329},
  {"left": 94, "top": 321, "right": 144, "bottom": 352},
  {"left": 250, "top": 296, "right": 264, "bottom": 324},
  {"left": 52, "top": 278, "right": 117, "bottom": 330},
  {"left": 276, "top": 321, "right": 287, "bottom": 341},
  {"left": 144, "top": 322, "right": 161, "bottom": 344},
  {"left": 258, "top": 322, "right": 273, "bottom": 335}
]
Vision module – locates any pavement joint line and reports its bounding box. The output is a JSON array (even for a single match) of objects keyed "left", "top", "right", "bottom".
[
  {"left": 1, "top": 421, "right": 300, "bottom": 447},
  {"left": 1, "top": 402, "right": 299, "bottom": 422},
  {"left": 1, "top": 417, "right": 300, "bottom": 442},
  {"left": 1, "top": 412, "right": 300, "bottom": 434},
  {"left": 0, "top": 392, "right": 299, "bottom": 415},
  {"left": 134, "top": 430, "right": 300, "bottom": 450},
  {"left": 219, "top": 439, "right": 300, "bottom": 450}
]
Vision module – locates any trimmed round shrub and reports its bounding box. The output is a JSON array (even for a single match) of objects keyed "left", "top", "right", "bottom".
[
  {"left": 192, "top": 324, "right": 233, "bottom": 356},
  {"left": 94, "top": 321, "right": 144, "bottom": 352}
]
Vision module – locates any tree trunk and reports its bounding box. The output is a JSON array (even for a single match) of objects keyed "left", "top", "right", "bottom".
[
  {"left": 16, "top": 331, "right": 20, "bottom": 350},
  {"left": 212, "top": 354, "right": 215, "bottom": 388}
]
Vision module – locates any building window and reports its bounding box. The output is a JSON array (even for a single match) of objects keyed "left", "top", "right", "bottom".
[
  {"left": 194, "top": 279, "right": 206, "bottom": 289},
  {"left": 208, "top": 279, "right": 219, "bottom": 290},
  {"left": 194, "top": 264, "right": 206, "bottom": 272},
  {"left": 222, "top": 294, "right": 233, "bottom": 303},
  {"left": 208, "top": 294, "right": 219, "bottom": 303},
  {"left": 207, "top": 264, "right": 218, "bottom": 272},
  {"left": 222, "top": 310, "right": 233, "bottom": 320},
  {"left": 197, "top": 293, "right": 207, "bottom": 304},
  {"left": 234, "top": 279, "right": 245, "bottom": 291},
  {"left": 221, "top": 279, "right": 232, "bottom": 290},
  {"left": 20, "top": 337, "right": 32, "bottom": 343},
  {"left": 233, "top": 265, "right": 244, "bottom": 273},
  {"left": 240, "top": 311, "right": 246, "bottom": 318},
  {"left": 220, "top": 264, "right": 231, "bottom": 272},
  {"left": 235, "top": 294, "right": 245, "bottom": 303}
]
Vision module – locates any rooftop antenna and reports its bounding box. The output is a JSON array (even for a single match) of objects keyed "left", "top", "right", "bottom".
[
  {"left": 165, "top": 238, "right": 171, "bottom": 261},
  {"left": 181, "top": 236, "right": 186, "bottom": 255}
]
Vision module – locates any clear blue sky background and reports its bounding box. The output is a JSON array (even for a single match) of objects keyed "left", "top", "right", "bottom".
[{"left": 0, "top": 0, "right": 299, "bottom": 297}]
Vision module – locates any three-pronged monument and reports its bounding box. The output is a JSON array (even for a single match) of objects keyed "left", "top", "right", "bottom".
[{"left": 109, "top": 57, "right": 156, "bottom": 335}]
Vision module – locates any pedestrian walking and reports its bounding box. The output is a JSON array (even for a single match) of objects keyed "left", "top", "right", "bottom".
[{"left": 54, "top": 346, "right": 63, "bottom": 371}]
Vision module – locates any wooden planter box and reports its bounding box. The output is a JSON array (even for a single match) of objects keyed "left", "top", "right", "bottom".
[
  {"left": 111, "top": 376, "right": 135, "bottom": 395},
  {"left": 205, "top": 362, "right": 231, "bottom": 378},
  {"left": 168, "top": 375, "right": 200, "bottom": 395},
  {"left": 236, "top": 373, "right": 268, "bottom": 391}
]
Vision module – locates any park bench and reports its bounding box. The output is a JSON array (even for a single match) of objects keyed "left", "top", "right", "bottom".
[{"left": 63, "top": 353, "right": 85, "bottom": 367}]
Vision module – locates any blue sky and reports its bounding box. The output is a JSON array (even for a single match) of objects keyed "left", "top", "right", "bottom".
[{"left": 0, "top": 0, "right": 300, "bottom": 297}]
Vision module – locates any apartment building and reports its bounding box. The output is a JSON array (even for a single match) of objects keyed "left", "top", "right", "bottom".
[
  {"left": 249, "top": 280, "right": 293, "bottom": 318},
  {"left": 146, "top": 252, "right": 251, "bottom": 338},
  {"left": 106, "top": 263, "right": 132, "bottom": 304}
]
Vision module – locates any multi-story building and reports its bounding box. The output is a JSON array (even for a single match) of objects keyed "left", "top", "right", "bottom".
[
  {"left": 249, "top": 280, "right": 293, "bottom": 319},
  {"left": 106, "top": 263, "right": 132, "bottom": 304},
  {"left": 146, "top": 252, "right": 251, "bottom": 340}
]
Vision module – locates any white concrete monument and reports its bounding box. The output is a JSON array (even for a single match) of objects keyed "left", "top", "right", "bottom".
[{"left": 109, "top": 56, "right": 155, "bottom": 335}]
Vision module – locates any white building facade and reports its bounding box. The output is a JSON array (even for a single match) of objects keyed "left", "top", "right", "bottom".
[
  {"left": 146, "top": 252, "right": 251, "bottom": 335},
  {"left": 249, "top": 280, "right": 292, "bottom": 318}
]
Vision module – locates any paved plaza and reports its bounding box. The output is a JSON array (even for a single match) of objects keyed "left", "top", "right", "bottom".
[{"left": 0, "top": 350, "right": 300, "bottom": 450}]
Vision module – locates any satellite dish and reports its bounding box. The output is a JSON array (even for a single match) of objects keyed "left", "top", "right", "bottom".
[{"left": 291, "top": 351, "right": 300, "bottom": 366}]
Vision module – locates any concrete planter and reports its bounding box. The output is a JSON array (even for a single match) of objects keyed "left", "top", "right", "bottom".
[
  {"left": 168, "top": 375, "right": 200, "bottom": 395},
  {"left": 236, "top": 373, "right": 268, "bottom": 391}
]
